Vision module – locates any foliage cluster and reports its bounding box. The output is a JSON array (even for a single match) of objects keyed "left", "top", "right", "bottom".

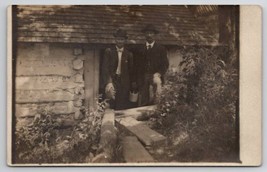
[
  {"left": 15, "top": 101, "right": 106, "bottom": 164},
  {"left": 151, "top": 46, "right": 239, "bottom": 162}
]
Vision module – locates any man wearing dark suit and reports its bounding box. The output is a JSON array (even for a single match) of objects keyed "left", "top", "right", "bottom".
[
  {"left": 134, "top": 24, "right": 169, "bottom": 106},
  {"left": 101, "top": 29, "right": 134, "bottom": 110}
]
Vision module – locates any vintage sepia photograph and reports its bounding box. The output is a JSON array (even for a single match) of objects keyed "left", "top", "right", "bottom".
[{"left": 6, "top": 5, "right": 261, "bottom": 166}]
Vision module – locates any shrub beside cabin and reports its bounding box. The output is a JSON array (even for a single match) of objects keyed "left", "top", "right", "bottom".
[{"left": 13, "top": 5, "right": 236, "bottom": 128}]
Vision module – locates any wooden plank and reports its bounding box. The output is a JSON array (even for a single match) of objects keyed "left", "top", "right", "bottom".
[
  {"left": 16, "top": 101, "right": 77, "bottom": 117},
  {"left": 101, "top": 109, "right": 115, "bottom": 127},
  {"left": 115, "top": 105, "right": 156, "bottom": 120},
  {"left": 84, "top": 49, "right": 95, "bottom": 108},
  {"left": 122, "top": 136, "right": 154, "bottom": 162},
  {"left": 116, "top": 117, "right": 166, "bottom": 146},
  {"left": 93, "top": 49, "right": 99, "bottom": 109},
  {"left": 16, "top": 90, "right": 75, "bottom": 103},
  {"left": 16, "top": 76, "right": 84, "bottom": 90},
  {"left": 93, "top": 109, "right": 117, "bottom": 163}
]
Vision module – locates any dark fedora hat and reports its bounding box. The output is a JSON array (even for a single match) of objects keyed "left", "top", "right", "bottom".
[
  {"left": 113, "top": 29, "right": 128, "bottom": 39},
  {"left": 142, "top": 24, "right": 159, "bottom": 34}
]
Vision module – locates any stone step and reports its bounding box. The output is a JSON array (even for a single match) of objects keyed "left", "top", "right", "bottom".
[
  {"left": 122, "top": 136, "right": 154, "bottom": 163},
  {"left": 116, "top": 117, "right": 166, "bottom": 146},
  {"left": 115, "top": 105, "right": 156, "bottom": 120}
]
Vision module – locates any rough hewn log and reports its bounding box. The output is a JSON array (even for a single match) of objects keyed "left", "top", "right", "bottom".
[
  {"left": 93, "top": 109, "right": 117, "bottom": 163},
  {"left": 16, "top": 76, "right": 84, "bottom": 90},
  {"left": 15, "top": 101, "right": 77, "bottom": 117},
  {"left": 16, "top": 45, "right": 75, "bottom": 76},
  {"left": 16, "top": 90, "right": 76, "bottom": 103}
]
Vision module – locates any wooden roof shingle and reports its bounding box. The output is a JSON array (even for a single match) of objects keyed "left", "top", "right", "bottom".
[{"left": 16, "top": 5, "right": 218, "bottom": 45}]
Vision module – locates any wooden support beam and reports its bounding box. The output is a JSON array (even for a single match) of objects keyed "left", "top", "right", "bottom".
[
  {"left": 93, "top": 109, "right": 117, "bottom": 163},
  {"left": 116, "top": 117, "right": 166, "bottom": 147},
  {"left": 122, "top": 136, "right": 154, "bottom": 162}
]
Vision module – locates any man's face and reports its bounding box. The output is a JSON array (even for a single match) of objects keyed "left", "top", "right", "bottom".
[
  {"left": 115, "top": 37, "right": 126, "bottom": 48},
  {"left": 145, "top": 31, "right": 156, "bottom": 43}
]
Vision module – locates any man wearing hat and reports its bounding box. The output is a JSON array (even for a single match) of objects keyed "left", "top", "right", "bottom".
[
  {"left": 134, "top": 24, "right": 169, "bottom": 106},
  {"left": 101, "top": 29, "right": 135, "bottom": 110}
]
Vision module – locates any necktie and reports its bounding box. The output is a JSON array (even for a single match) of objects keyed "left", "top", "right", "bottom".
[{"left": 147, "top": 45, "right": 152, "bottom": 50}]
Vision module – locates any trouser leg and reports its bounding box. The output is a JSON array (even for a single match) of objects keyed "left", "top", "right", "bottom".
[
  {"left": 139, "top": 74, "right": 155, "bottom": 106},
  {"left": 113, "top": 76, "right": 130, "bottom": 110},
  {"left": 153, "top": 83, "right": 162, "bottom": 103}
]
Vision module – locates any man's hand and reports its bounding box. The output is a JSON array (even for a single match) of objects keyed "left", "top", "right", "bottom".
[
  {"left": 153, "top": 73, "right": 162, "bottom": 85},
  {"left": 105, "top": 83, "right": 116, "bottom": 100}
]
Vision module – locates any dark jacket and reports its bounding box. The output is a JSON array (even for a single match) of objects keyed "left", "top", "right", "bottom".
[
  {"left": 133, "top": 42, "right": 169, "bottom": 86},
  {"left": 102, "top": 46, "right": 134, "bottom": 91}
]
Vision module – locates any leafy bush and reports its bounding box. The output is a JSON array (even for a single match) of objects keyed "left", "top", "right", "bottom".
[
  {"left": 151, "top": 46, "right": 239, "bottom": 162},
  {"left": 14, "top": 101, "right": 106, "bottom": 164}
]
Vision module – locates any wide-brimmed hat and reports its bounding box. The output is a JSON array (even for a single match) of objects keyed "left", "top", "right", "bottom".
[
  {"left": 142, "top": 24, "right": 159, "bottom": 34},
  {"left": 113, "top": 29, "right": 128, "bottom": 39}
]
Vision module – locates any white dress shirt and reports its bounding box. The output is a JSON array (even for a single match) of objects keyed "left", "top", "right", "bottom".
[
  {"left": 146, "top": 41, "right": 155, "bottom": 49},
  {"left": 116, "top": 46, "right": 124, "bottom": 75}
]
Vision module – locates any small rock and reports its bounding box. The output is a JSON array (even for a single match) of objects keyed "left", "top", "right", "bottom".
[
  {"left": 136, "top": 113, "right": 150, "bottom": 121},
  {"left": 79, "top": 88, "right": 85, "bottom": 95},
  {"left": 74, "top": 99, "right": 83, "bottom": 107},
  {"left": 74, "top": 110, "right": 83, "bottom": 120},
  {"left": 74, "top": 87, "right": 82, "bottom": 94},
  {"left": 74, "top": 74, "right": 83, "bottom": 83},
  {"left": 73, "top": 59, "right": 83, "bottom": 70},
  {"left": 67, "top": 88, "right": 75, "bottom": 94},
  {"left": 156, "top": 148, "right": 164, "bottom": 155}
]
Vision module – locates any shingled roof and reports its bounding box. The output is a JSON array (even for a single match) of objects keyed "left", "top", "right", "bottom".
[{"left": 16, "top": 5, "right": 218, "bottom": 45}]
